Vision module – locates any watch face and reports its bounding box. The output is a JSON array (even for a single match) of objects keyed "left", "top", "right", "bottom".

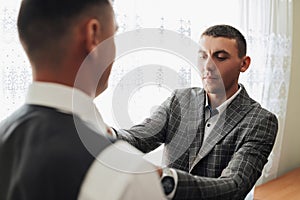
[{"left": 162, "top": 176, "right": 175, "bottom": 195}]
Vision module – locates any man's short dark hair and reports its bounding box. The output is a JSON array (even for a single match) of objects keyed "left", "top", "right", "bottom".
[
  {"left": 201, "top": 24, "right": 247, "bottom": 58},
  {"left": 17, "top": 0, "right": 110, "bottom": 60}
]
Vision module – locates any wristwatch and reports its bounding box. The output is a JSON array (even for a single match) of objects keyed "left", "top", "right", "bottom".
[{"left": 161, "top": 168, "right": 175, "bottom": 196}]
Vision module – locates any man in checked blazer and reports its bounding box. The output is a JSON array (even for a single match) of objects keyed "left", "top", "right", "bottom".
[{"left": 115, "top": 25, "right": 278, "bottom": 199}]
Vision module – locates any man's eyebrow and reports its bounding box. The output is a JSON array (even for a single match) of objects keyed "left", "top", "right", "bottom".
[{"left": 213, "top": 50, "right": 230, "bottom": 55}]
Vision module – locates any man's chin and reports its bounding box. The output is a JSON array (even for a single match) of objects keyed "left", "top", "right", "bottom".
[{"left": 204, "top": 84, "right": 225, "bottom": 95}]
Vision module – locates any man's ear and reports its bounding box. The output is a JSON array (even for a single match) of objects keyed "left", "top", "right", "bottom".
[
  {"left": 240, "top": 56, "right": 251, "bottom": 72},
  {"left": 85, "top": 18, "right": 102, "bottom": 53}
]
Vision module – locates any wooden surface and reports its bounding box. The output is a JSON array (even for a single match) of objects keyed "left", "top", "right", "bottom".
[{"left": 254, "top": 167, "right": 300, "bottom": 200}]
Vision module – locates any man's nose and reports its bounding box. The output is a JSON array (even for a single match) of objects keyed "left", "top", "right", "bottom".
[{"left": 203, "top": 57, "right": 216, "bottom": 71}]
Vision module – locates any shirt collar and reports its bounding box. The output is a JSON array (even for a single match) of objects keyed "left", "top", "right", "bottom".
[
  {"left": 205, "top": 85, "right": 242, "bottom": 115},
  {"left": 25, "top": 81, "right": 109, "bottom": 134}
]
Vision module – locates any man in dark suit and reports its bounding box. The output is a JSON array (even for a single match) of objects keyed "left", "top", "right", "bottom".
[
  {"left": 116, "top": 25, "right": 278, "bottom": 199},
  {"left": 0, "top": 0, "right": 166, "bottom": 199}
]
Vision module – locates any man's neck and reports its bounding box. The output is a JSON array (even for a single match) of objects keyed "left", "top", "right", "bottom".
[
  {"left": 207, "top": 93, "right": 226, "bottom": 109},
  {"left": 207, "top": 85, "right": 239, "bottom": 109}
]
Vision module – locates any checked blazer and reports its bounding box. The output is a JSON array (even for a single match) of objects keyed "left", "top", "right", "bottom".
[{"left": 117, "top": 85, "right": 278, "bottom": 200}]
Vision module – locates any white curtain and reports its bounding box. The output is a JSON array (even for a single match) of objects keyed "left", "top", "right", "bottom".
[
  {"left": 0, "top": 0, "right": 29, "bottom": 121},
  {"left": 238, "top": 0, "right": 293, "bottom": 185},
  {"left": 0, "top": 0, "right": 293, "bottom": 186}
]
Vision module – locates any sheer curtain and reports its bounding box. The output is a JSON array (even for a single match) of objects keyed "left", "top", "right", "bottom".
[
  {"left": 0, "top": 0, "right": 29, "bottom": 121},
  {"left": 238, "top": 0, "right": 293, "bottom": 185},
  {"left": 0, "top": 0, "right": 293, "bottom": 186}
]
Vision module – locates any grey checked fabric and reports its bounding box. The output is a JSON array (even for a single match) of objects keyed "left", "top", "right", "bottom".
[{"left": 117, "top": 85, "right": 278, "bottom": 200}]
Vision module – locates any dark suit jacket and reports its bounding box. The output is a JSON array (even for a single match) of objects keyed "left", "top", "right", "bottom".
[
  {"left": 0, "top": 105, "right": 113, "bottom": 200},
  {"left": 117, "top": 85, "right": 278, "bottom": 200}
]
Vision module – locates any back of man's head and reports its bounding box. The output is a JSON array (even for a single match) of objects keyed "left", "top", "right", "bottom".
[
  {"left": 201, "top": 24, "right": 247, "bottom": 58},
  {"left": 17, "top": 0, "right": 110, "bottom": 63}
]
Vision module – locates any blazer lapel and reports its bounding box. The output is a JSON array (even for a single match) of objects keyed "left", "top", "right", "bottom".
[
  {"left": 190, "top": 86, "right": 253, "bottom": 171},
  {"left": 188, "top": 89, "right": 206, "bottom": 170}
]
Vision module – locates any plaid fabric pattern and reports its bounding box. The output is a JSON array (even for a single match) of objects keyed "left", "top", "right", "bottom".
[{"left": 117, "top": 85, "right": 278, "bottom": 200}]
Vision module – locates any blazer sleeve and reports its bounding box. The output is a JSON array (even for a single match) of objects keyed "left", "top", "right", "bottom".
[
  {"left": 172, "top": 110, "right": 278, "bottom": 200},
  {"left": 115, "top": 90, "right": 178, "bottom": 153}
]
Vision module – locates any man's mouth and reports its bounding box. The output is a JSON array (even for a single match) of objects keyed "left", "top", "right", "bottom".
[{"left": 203, "top": 75, "right": 218, "bottom": 80}]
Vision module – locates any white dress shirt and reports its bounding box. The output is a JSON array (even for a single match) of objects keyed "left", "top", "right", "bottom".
[{"left": 26, "top": 82, "right": 166, "bottom": 200}]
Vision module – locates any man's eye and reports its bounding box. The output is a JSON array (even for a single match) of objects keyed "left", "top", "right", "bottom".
[
  {"left": 198, "top": 54, "right": 207, "bottom": 60},
  {"left": 215, "top": 52, "right": 228, "bottom": 61},
  {"left": 216, "top": 56, "right": 227, "bottom": 61}
]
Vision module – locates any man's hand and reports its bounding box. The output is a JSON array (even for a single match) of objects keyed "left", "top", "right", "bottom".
[
  {"left": 156, "top": 167, "right": 163, "bottom": 177},
  {"left": 106, "top": 127, "right": 114, "bottom": 135}
]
